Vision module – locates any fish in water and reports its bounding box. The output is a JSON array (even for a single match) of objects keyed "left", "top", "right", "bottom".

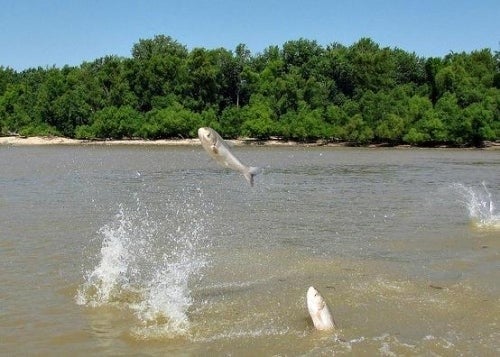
[
  {"left": 198, "top": 127, "right": 260, "bottom": 186},
  {"left": 306, "top": 286, "right": 336, "bottom": 330}
]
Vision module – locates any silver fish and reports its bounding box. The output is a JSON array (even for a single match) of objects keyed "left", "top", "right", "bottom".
[
  {"left": 198, "top": 127, "right": 260, "bottom": 186},
  {"left": 307, "top": 286, "right": 336, "bottom": 330}
]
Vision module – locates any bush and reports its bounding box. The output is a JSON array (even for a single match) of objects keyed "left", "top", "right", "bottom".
[
  {"left": 240, "top": 100, "right": 275, "bottom": 139},
  {"left": 144, "top": 103, "right": 201, "bottom": 139},
  {"left": 75, "top": 106, "right": 142, "bottom": 139},
  {"left": 19, "top": 122, "right": 60, "bottom": 137}
]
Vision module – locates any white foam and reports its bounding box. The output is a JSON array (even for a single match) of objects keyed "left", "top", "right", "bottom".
[
  {"left": 76, "top": 205, "right": 134, "bottom": 305},
  {"left": 76, "top": 193, "right": 212, "bottom": 337},
  {"left": 452, "top": 182, "right": 500, "bottom": 230},
  {"left": 193, "top": 326, "right": 293, "bottom": 343}
]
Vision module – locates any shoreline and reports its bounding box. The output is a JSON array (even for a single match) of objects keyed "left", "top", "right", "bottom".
[{"left": 1, "top": 135, "right": 499, "bottom": 149}]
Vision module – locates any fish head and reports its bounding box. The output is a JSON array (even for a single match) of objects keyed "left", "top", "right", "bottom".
[
  {"left": 307, "top": 286, "right": 326, "bottom": 312},
  {"left": 198, "top": 127, "right": 217, "bottom": 146}
]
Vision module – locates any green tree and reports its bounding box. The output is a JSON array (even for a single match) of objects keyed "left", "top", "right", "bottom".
[
  {"left": 375, "top": 113, "right": 406, "bottom": 143},
  {"left": 184, "top": 48, "right": 223, "bottom": 111},
  {"left": 278, "top": 103, "right": 331, "bottom": 141},
  {"left": 0, "top": 66, "right": 16, "bottom": 96},
  {"left": 344, "top": 114, "right": 374, "bottom": 144},
  {"left": 324, "top": 104, "right": 348, "bottom": 140},
  {"left": 234, "top": 43, "right": 252, "bottom": 108},
  {"left": 129, "top": 35, "right": 188, "bottom": 111},
  {"left": 0, "top": 35, "right": 498, "bottom": 144},
  {"left": 425, "top": 57, "right": 444, "bottom": 103},
  {"left": 84, "top": 56, "right": 138, "bottom": 109},
  {"left": 76, "top": 106, "right": 142, "bottom": 139},
  {"left": 347, "top": 38, "right": 398, "bottom": 93},
  {"left": 142, "top": 103, "right": 201, "bottom": 139},
  {"left": 282, "top": 38, "right": 324, "bottom": 77},
  {"left": 217, "top": 106, "right": 243, "bottom": 138},
  {"left": 404, "top": 110, "right": 448, "bottom": 145},
  {"left": 393, "top": 49, "right": 427, "bottom": 86},
  {"left": 323, "top": 43, "right": 355, "bottom": 98},
  {"left": 0, "top": 83, "right": 33, "bottom": 134},
  {"left": 240, "top": 95, "right": 275, "bottom": 139},
  {"left": 434, "top": 92, "right": 460, "bottom": 143}
]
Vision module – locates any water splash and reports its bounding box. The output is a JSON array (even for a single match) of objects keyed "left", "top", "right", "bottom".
[
  {"left": 76, "top": 205, "right": 137, "bottom": 304},
  {"left": 452, "top": 182, "right": 500, "bottom": 230},
  {"left": 76, "top": 191, "right": 212, "bottom": 338}
]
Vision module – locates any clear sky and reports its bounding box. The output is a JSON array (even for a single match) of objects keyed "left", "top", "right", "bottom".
[{"left": 1, "top": 0, "right": 499, "bottom": 71}]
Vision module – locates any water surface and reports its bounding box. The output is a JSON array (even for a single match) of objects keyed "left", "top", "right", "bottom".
[{"left": 1, "top": 146, "right": 499, "bottom": 355}]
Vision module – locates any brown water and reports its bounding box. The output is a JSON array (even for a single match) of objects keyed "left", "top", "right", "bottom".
[{"left": 1, "top": 145, "right": 499, "bottom": 356}]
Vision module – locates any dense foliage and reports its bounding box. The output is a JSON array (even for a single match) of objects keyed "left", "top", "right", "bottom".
[{"left": 1, "top": 35, "right": 499, "bottom": 146}]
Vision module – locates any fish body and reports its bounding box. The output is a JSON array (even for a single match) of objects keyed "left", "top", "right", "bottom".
[
  {"left": 307, "top": 286, "right": 336, "bottom": 331},
  {"left": 198, "top": 127, "right": 260, "bottom": 186}
]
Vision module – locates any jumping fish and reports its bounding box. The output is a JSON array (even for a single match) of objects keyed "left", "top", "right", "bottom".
[
  {"left": 198, "top": 127, "right": 260, "bottom": 186},
  {"left": 306, "top": 286, "right": 336, "bottom": 330}
]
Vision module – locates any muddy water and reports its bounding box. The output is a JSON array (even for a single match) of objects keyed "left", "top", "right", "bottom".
[{"left": 1, "top": 146, "right": 499, "bottom": 355}]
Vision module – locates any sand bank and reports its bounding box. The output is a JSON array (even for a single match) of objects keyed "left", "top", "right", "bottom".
[
  {"left": 0, "top": 136, "right": 334, "bottom": 147},
  {"left": 0, "top": 136, "right": 199, "bottom": 146},
  {"left": 1, "top": 135, "right": 498, "bottom": 149},
  {"left": 1, "top": 136, "right": 82, "bottom": 145}
]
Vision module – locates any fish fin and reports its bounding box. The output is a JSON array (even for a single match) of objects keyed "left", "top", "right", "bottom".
[
  {"left": 211, "top": 145, "right": 218, "bottom": 154},
  {"left": 244, "top": 166, "right": 261, "bottom": 187}
]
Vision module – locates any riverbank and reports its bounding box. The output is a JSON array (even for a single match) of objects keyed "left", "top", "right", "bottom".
[
  {"left": 1, "top": 135, "right": 499, "bottom": 149},
  {"left": 0, "top": 136, "right": 344, "bottom": 147},
  {"left": 0, "top": 136, "right": 201, "bottom": 146}
]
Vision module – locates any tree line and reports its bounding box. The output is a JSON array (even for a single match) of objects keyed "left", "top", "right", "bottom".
[{"left": 1, "top": 35, "right": 499, "bottom": 146}]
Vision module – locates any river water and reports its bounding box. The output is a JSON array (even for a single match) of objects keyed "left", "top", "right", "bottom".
[{"left": 1, "top": 145, "right": 499, "bottom": 356}]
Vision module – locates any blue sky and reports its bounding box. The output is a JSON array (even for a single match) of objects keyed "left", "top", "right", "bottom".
[{"left": 1, "top": 0, "right": 499, "bottom": 71}]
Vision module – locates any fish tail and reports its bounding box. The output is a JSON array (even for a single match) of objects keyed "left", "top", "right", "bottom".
[{"left": 244, "top": 166, "right": 261, "bottom": 186}]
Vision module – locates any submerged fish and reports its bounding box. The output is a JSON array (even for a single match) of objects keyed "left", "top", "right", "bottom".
[
  {"left": 198, "top": 127, "right": 260, "bottom": 186},
  {"left": 307, "top": 286, "right": 336, "bottom": 331}
]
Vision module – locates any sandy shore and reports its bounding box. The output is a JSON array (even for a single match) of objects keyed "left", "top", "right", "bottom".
[
  {"left": 0, "top": 135, "right": 335, "bottom": 147},
  {"left": 1, "top": 136, "right": 82, "bottom": 146},
  {"left": 1, "top": 135, "right": 499, "bottom": 149},
  {"left": 0, "top": 136, "right": 201, "bottom": 146}
]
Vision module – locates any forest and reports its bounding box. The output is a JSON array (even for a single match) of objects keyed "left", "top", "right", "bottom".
[{"left": 0, "top": 35, "right": 499, "bottom": 146}]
